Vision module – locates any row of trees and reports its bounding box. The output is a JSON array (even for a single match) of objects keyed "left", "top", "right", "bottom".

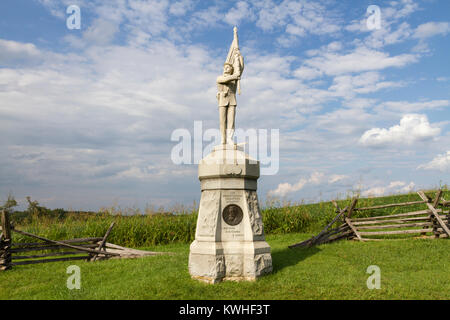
[{"left": 1, "top": 195, "right": 68, "bottom": 223}]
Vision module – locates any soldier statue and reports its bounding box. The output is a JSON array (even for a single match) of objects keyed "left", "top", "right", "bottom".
[{"left": 216, "top": 27, "right": 244, "bottom": 145}]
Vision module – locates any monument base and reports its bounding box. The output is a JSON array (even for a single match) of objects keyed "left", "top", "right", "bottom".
[
  {"left": 189, "top": 239, "right": 272, "bottom": 284},
  {"left": 188, "top": 144, "right": 272, "bottom": 283}
]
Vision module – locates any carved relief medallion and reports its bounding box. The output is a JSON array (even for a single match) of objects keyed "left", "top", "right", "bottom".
[{"left": 222, "top": 204, "right": 243, "bottom": 226}]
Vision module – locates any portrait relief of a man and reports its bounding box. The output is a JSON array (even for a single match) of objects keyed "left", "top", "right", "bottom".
[{"left": 222, "top": 204, "right": 243, "bottom": 226}]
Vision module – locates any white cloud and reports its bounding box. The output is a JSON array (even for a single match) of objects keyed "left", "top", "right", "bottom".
[
  {"left": 269, "top": 171, "right": 348, "bottom": 196},
  {"left": 413, "top": 22, "right": 450, "bottom": 39},
  {"left": 383, "top": 22, "right": 413, "bottom": 45},
  {"left": 327, "top": 41, "right": 342, "bottom": 51},
  {"left": 269, "top": 179, "right": 308, "bottom": 197},
  {"left": 239, "top": 52, "right": 331, "bottom": 125},
  {"left": 378, "top": 100, "right": 450, "bottom": 112},
  {"left": 329, "top": 72, "right": 404, "bottom": 97},
  {"left": 403, "top": 182, "right": 416, "bottom": 192},
  {"left": 410, "top": 22, "right": 450, "bottom": 53},
  {"left": 315, "top": 108, "right": 373, "bottom": 135},
  {"left": 362, "top": 186, "right": 386, "bottom": 197},
  {"left": 293, "top": 66, "right": 322, "bottom": 79},
  {"left": 418, "top": 151, "right": 450, "bottom": 172},
  {"left": 362, "top": 181, "right": 415, "bottom": 197},
  {"left": 359, "top": 114, "right": 441, "bottom": 147},
  {"left": 189, "top": 6, "right": 222, "bottom": 29},
  {"left": 38, "top": 0, "right": 83, "bottom": 19},
  {"left": 0, "top": 39, "right": 43, "bottom": 65},
  {"left": 254, "top": 0, "right": 341, "bottom": 37},
  {"left": 345, "top": 0, "right": 418, "bottom": 49},
  {"left": 169, "top": 0, "right": 193, "bottom": 16},
  {"left": 302, "top": 47, "right": 417, "bottom": 77},
  {"left": 224, "top": 1, "right": 255, "bottom": 26},
  {"left": 309, "top": 171, "right": 325, "bottom": 184},
  {"left": 82, "top": 18, "right": 120, "bottom": 46},
  {"left": 329, "top": 174, "right": 348, "bottom": 184},
  {"left": 388, "top": 181, "right": 406, "bottom": 189},
  {"left": 351, "top": 22, "right": 413, "bottom": 49},
  {"left": 61, "top": 0, "right": 176, "bottom": 47},
  {"left": 390, "top": 0, "right": 419, "bottom": 19}
]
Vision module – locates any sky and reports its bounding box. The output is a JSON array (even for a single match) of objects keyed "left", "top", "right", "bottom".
[{"left": 0, "top": 0, "right": 449, "bottom": 211}]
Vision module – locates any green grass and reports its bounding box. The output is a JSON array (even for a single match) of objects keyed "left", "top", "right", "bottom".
[
  {"left": 9, "top": 189, "right": 450, "bottom": 247},
  {"left": 2, "top": 190, "right": 449, "bottom": 299},
  {"left": 1, "top": 233, "right": 448, "bottom": 300}
]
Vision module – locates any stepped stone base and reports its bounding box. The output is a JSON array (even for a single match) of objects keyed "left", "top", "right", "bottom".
[{"left": 188, "top": 144, "right": 272, "bottom": 283}]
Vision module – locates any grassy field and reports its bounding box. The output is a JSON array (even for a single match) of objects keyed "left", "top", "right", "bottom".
[
  {"left": 1, "top": 233, "right": 448, "bottom": 300},
  {"left": 7, "top": 190, "right": 450, "bottom": 247},
  {"left": 1, "top": 190, "right": 449, "bottom": 300}
]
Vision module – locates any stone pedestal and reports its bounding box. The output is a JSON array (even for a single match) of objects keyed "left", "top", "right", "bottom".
[{"left": 189, "top": 144, "right": 272, "bottom": 283}]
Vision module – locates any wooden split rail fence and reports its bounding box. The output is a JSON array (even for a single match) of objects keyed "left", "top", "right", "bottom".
[
  {"left": 0, "top": 210, "right": 166, "bottom": 271},
  {"left": 289, "top": 190, "right": 450, "bottom": 248}
]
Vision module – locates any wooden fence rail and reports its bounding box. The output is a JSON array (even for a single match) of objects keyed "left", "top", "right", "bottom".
[
  {"left": 0, "top": 211, "right": 170, "bottom": 271},
  {"left": 290, "top": 189, "right": 450, "bottom": 248},
  {"left": 1, "top": 209, "right": 12, "bottom": 270},
  {"left": 0, "top": 209, "right": 117, "bottom": 270}
]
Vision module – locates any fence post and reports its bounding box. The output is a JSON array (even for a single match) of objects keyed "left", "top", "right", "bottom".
[{"left": 0, "top": 209, "right": 12, "bottom": 271}]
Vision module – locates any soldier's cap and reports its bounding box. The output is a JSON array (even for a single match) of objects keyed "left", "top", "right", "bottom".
[{"left": 223, "top": 62, "right": 233, "bottom": 67}]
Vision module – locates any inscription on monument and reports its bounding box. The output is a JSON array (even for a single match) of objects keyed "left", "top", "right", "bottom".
[
  {"left": 222, "top": 204, "right": 243, "bottom": 226},
  {"left": 223, "top": 191, "right": 242, "bottom": 204}
]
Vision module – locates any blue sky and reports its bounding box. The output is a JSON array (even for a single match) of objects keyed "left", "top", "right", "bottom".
[{"left": 0, "top": 0, "right": 449, "bottom": 211}]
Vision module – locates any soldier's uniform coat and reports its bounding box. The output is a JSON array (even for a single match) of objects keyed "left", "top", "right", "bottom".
[{"left": 216, "top": 76, "right": 237, "bottom": 107}]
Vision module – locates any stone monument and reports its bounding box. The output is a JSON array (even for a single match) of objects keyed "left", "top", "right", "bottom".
[{"left": 188, "top": 27, "right": 273, "bottom": 284}]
